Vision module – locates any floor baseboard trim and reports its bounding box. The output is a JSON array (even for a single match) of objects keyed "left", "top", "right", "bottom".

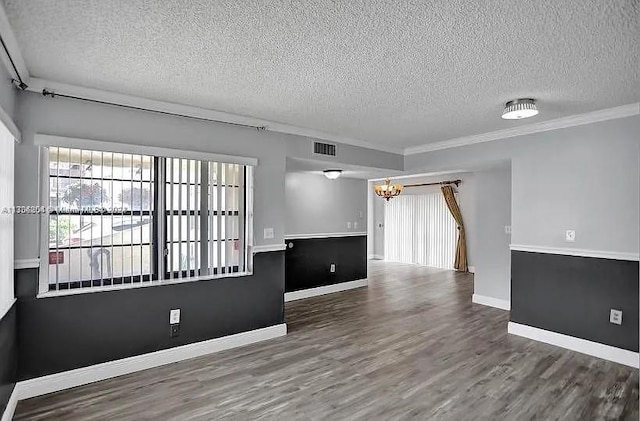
[
  {"left": 1, "top": 385, "right": 18, "bottom": 421},
  {"left": 285, "top": 279, "right": 368, "bottom": 302},
  {"left": 368, "top": 254, "right": 384, "bottom": 260},
  {"left": 472, "top": 294, "right": 510, "bottom": 311},
  {"left": 15, "top": 323, "right": 287, "bottom": 401},
  {"left": 467, "top": 266, "right": 476, "bottom": 274},
  {"left": 507, "top": 322, "right": 639, "bottom": 368}
]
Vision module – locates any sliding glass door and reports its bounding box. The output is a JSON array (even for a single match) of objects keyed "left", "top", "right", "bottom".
[{"left": 383, "top": 193, "right": 457, "bottom": 269}]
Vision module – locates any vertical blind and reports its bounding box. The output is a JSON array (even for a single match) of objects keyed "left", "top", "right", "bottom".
[
  {"left": 0, "top": 121, "right": 14, "bottom": 316},
  {"left": 45, "top": 146, "right": 251, "bottom": 292},
  {"left": 384, "top": 193, "right": 457, "bottom": 269},
  {"left": 47, "top": 147, "right": 154, "bottom": 289}
]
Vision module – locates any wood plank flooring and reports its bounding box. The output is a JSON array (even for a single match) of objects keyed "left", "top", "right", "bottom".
[{"left": 15, "top": 261, "right": 639, "bottom": 420}]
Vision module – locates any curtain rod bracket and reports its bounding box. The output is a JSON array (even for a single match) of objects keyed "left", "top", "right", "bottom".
[{"left": 11, "top": 78, "right": 28, "bottom": 90}]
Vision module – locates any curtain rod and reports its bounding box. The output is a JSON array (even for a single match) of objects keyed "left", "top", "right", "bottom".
[
  {"left": 40, "top": 89, "right": 267, "bottom": 131},
  {"left": 1, "top": 33, "right": 28, "bottom": 90},
  {"left": 403, "top": 179, "right": 461, "bottom": 188}
]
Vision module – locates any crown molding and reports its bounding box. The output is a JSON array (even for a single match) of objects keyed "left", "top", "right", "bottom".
[
  {"left": 0, "top": 2, "right": 29, "bottom": 84},
  {"left": 404, "top": 103, "right": 640, "bottom": 155},
  {"left": 25, "top": 78, "right": 403, "bottom": 155}
]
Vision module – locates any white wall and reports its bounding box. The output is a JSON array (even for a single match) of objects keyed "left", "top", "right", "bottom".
[
  {"left": 406, "top": 116, "right": 640, "bottom": 257},
  {"left": 14, "top": 91, "right": 402, "bottom": 260},
  {"left": 285, "top": 172, "right": 366, "bottom": 236},
  {"left": 0, "top": 63, "right": 16, "bottom": 122},
  {"left": 473, "top": 166, "right": 511, "bottom": 301},
  {"left": 511, "top": 128, "right": 639, "bottom": 253}
]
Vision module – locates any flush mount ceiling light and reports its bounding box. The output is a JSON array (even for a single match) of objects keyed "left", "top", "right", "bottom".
[
  {"left": 502, "top": 98, "right": 539, "bottom": 120},
  {"left": 323, "top": 169, "right": 343, "bottom": 179},
  {"left": 374, "top": 178, "right": 404, "bottom": 201}
]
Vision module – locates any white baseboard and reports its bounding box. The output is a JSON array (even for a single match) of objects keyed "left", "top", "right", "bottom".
[
  {"left": 16, "top": 323, "right": 287, "bottom": 400},
  {"left": 467, "top": 266, "right": 475, "bottom": 273},
  {"left": 285, "top": 279, "right": 368, "bottom": 302},
  {"left": 508, "top": 322, "right": 639, "bottom": 368},
  {"left": 472, "top": 294, "right": 510, "bottom": 311},
  {"left": 1, "top": 386, "right": 18, "bottom": 421},
  {"left": 368, "top": 254, "right": 384, "bottom": 260}
]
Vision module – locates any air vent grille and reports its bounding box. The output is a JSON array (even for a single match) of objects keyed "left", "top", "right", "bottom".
[{"left": 313, "top": 142, "right": 337, "bottom": 156}]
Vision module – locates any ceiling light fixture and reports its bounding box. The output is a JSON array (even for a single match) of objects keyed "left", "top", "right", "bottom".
[
  {"left": 374, "top": 178, "right": 404, "bottom": 201},
  {"left": 502, "top": 98, "right": 539, "bottom": 120},
  {"left": 323, "top": 169, "right": 342, "bottom": 180}
]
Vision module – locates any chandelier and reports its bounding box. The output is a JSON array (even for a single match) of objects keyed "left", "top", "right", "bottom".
[{"left": 374, "top": 178, "right": 403, "bottom": 201}]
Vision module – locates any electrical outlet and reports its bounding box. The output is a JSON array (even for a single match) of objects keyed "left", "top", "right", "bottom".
[
  {"left": 504, "top": 225, "right": 512, "bottom": 234},
  {"left": 610, "top": 309, "right": 622, "bottom": 325},
  {"left": 565, "top": 230, "right": 576, "bottom": 242},
  {"left": 354, "top": 221, "right": 358, "bottom": 229},
  {"left": 347, "top": 221, "right": 352, "bottom": 229},
  {"left": 358, "top": 211, "right": 364, "bottom": 219},
  {"left": 169, "top": 309, "right": 180, "bottom": 324},
  {"left": 263, "top": 227, "right": 274, "bottom": 239},
  {"left": 330, "top": 263, "right": 336, "bottom": 273},
  {"left": 170, "top": 323, "right": 180, "bottom": 337}
]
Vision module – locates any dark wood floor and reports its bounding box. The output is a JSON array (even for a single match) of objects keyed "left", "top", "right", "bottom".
[{"left": 16, "top": 261, "right": 639, "bottom": 420}]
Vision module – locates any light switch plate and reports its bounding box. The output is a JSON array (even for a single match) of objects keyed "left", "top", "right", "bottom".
[
  {"left": 610, "top": 309, "right": 622, "bottom": 325},
  {"left": 170, "top": 309, "right": 181, "bottom": 324},
  {"left": 263, "top": 227, "right": 274, "bottom": 239},
  {"left": 565, "top": 230, "right": 576, "bottom": 242}
]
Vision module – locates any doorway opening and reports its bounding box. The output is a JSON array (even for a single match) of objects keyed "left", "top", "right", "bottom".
[{"left": 383, "top": 192, "right": 457, "bottom": 269}]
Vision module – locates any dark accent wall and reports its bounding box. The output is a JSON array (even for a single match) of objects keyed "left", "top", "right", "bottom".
[
  {"left": 511, "top": 251, "right": 639, "bottom": 352},
  {"left": 285, "top": 235, "right": 367, "bottom": 292},
  {"left": 0, "top": 303, "right": 17, "bottom": 416},
  {"left": 15, "top": 251, "right": 284, "bottom": 380}
]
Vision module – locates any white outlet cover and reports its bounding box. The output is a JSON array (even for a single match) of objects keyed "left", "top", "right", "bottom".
[
  {"left": 347, "top": 222, "right": 352, "bottom": 229},
  {"left": 504, "top": 225, "right": 512, "bottom": 234},
  {"left": 610, "top": 309, "right": 622, "bottom": 325},
  {"left": 170, "top": 309, "right": 181, "bottom": 324},
  {"left": 330, "top": 263, "right": 336, "bottom": 273},
  {"left": 354, "top": 221, "right": 358, "bottom": 229},
  {"left": 263, "top": 227, "right": 274, "bottom": 239},
  {"left": 565, "top": 230, "right": 576, "bottom": 242}
]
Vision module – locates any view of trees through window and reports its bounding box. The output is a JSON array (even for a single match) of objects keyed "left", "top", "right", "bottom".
[{"left": 46, "top": 146, "right": 249, "bottom": 291}]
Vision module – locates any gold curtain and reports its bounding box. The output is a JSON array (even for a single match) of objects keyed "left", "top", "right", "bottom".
[{"left": 441, "top": 185, "right": 468, "bottom": 272}]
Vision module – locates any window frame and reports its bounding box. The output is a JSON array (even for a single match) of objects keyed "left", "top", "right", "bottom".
[{"left": 37, "top": 135, "right": 256, "bottom": 297}]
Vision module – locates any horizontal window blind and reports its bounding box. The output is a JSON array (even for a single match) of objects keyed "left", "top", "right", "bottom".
[{"left": 384, "top": 193, "right": 457, "bottom": 269}]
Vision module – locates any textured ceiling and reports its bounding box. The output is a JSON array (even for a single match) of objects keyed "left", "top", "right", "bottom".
[{"left": 4, "top": 0, "right": 639, "bottom": 150}]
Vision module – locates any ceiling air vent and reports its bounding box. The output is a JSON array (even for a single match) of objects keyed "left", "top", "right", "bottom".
[{"left": 313, "top": 141, "right": 337, "bottom": 156}]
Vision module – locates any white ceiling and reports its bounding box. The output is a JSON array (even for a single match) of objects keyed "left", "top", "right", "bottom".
[{"left": 4, "top": 0, "right": 639, "bottom": 151}]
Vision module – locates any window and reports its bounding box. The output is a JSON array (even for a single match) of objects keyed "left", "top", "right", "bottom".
[
  {"left": 0, "top": 121, "right": 14, "bottom": 316},
  {"left": 42, "top": 145, "right": 253, "bottom": 293}
]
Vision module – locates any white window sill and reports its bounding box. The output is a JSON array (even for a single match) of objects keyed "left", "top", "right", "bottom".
[{"left": 36, "top": 271, "right": 254, "bottom": 299}]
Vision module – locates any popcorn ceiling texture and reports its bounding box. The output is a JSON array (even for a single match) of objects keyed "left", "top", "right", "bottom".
[{"left": 3, "top": 0, "right": 639, "bottom": 149}]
